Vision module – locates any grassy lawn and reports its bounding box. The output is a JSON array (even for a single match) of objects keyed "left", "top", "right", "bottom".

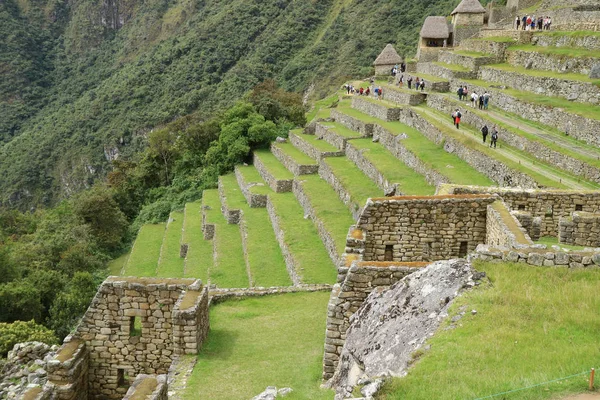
[
  {"left": 269, "top": 192, "right": 337, "bottom": 284},
  {"left": 535, "top": 30, "right": 600, "bottom": 39},
  {"left": 462, "top": 78, "right": 600, "bottom": 121},
  {"left": 182, "top": 202, "right": 212, "bottom": 281},
  {"left": 203, "top": 189, "right": 248, "bottom": 288},
  {"left": 433, "top": 61, "right": 470, "bottom": 72},
  {"left": 236, "top": 165, "right": 271, "bottom": 195},
  {"left": 323, "top": 156, "right": 382, "bottom": 205},
  {"left": 107, "top": 251, "right": 130, "bottom": 276},
  {"left": 349, "top": 139, "right": 435, "bottom": 195},
  {"left": 485, "top": 63, "right": 600, "bottom": 85},
  {"left": 254, "top": 149, "right": 294, "bottom": 180},
  {"left": 297, "top": 175, "right": 356, "bottom": 255},
  {"left": 320, "top": 121, "right": 363, "bottom": 139},
  {"left": 379, "top": 260, "right": 600, "bottom": 400},
  {"left": 272, "top": 142, "right": 318, "bottom": 166},
  {"left": 307, "top": 93, "right": 340, "bottom": 123},
  {"left": 507, "top": 44, "right": 600, "bottom": 59},
  {"left": 291, "top": 129, "right": 341, "bottom": 152},
  {"left": 185, "top": 292, "right": 334, "bottom": 400},
  {"left": 123, "top": 223, "right": 165, "bottom": 277},
  {"left": 156, "top": 211, "right": 185, "bottom": 278},
  {"left": 339, "top": 105, "right": 493, "bottom": 186},
  {"left": 535, "top": 236, "right": 589, "bottom": 251}
]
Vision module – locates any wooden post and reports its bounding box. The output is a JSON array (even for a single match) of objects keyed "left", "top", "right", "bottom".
[{"left": 590, "top": 368, "right": 595, "bottom": 391}]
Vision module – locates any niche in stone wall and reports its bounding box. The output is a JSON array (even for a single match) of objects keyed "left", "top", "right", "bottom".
[
  {"left": 518, "top": 204, "right": 526, "bottom": 210},
  {"left": 129, "top": 316, "right": 142, "bottom": 337},
  {"left": 545, "top": 205, "right": 554, "bottom": 217},
  {"left": 458, "top": 241, "right": 468, "bottom": 258},
  {"left": 575, "top": 204, "right": 583, "bottom": 211},
  {"left": 384, "top": 245, "right": 393, "bottom": 261},
  {"left": 117, "top": 368, "right": 130, "bottom": 387}
]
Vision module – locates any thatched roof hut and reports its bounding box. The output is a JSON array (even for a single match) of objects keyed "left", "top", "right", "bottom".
[
  {"left": 420, "top": 16, "right": 451, "bottom": 39},
  {"left": 451, "top": 0, "right": 485, "bottom": 15},
  {"left": 373, "top": 44, "right": 402, "bottom": 66}
]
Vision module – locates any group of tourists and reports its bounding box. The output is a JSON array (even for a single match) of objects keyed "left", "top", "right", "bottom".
[
  {"left": 516, "top": 15, "right": 552, "bottom": 30},
  {"left": 343, "top": 83, "right": 383, "bottom": 99},
  {"left": 457, "top": 86, "right": 490, "bottom": 109},
  {"left": 481, "top": 124, "right": 499, "bottom": 148},
  {"left": 398, "top": 75, "right": 425, "bottom": 91},
  {"left": 391, "top": 63, "right": 407, "bottom": 76}
]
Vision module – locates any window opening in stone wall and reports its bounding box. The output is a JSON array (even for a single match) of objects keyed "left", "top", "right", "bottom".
[
  {"left": 384, "top": 245, "right": 393, "bottom": 261},
  {"left": 129, "top": 316, "right": 142, "bottom": 337},
  {"left": 518, "top": 204, "right": 525, "bottom": 210},
  {"left": 575, "top": 204, "right": 583, "bottom": 211},
  {"left": 117, "top": 368, "right": 129, "bottom": 387},
  {"left": 458, "top": 241, "right": 468, "bottom": 258},
  {"left": 545, "top": 205, "right": 553, "bottom": 217}
]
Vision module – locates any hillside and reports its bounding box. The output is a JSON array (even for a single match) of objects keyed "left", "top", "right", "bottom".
[{"left": 0, "top": 0, "right": 483, "bottom": 209}]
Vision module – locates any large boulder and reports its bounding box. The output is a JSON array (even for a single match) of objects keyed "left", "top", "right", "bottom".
[{"left": 328, "top": 259, "right": 483, "bottom": 397}]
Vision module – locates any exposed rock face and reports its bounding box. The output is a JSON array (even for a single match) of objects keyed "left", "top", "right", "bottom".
[
  {"left": 0, "top": 342, "right": 58, "bottom": 399},
  {"left": 328, "top": 259, "right": 481, "bottom": 397},
  {"left": 590, "top": 63, "right": 600, "bottom": 79}
]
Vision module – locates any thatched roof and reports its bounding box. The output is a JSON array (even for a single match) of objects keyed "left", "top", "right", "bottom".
[
  {"left": 451, "top": 0, "right": 485, "bottom": 14},
  {"left": 373, "top": 44, "right": 402, "bottom": 66},
  {"left": 420, "top": 16, "right": 450, "bottom": 39}
]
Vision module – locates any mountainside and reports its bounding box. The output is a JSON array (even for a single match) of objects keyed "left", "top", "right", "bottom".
[{"left": 0, "top": 0, "right": 471, "bottom": 208}]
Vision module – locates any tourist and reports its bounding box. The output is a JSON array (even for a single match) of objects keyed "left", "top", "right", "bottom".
[
  {"left": 490, "top": 126, "right": 498, "bottom": 148},
  {"left": 530, "top": 16, "right": 536, "bottom": 30},
  {"left": 374, "top": 87, "right": 379, "bottom": 97},
  {"left": 400, "top": 62, "right": 406, "bottom": 73},
  {"left": 345, "top": 84, "right": 350, "bottom": 95},
  {"left": 516, "top": 16, "right": 520, "bottom": 30},
  {"left": 483, "top": 91, "right": 490, "bottom": 110},
  {"left": 415, "top": 77, "right": 420, "bottom": 90},
  {"left": 481, "top": 124, "right": 489, "bottom": 143},
  {"left": 420, "top": 79, "right": 425, "bottom": 91},
  {"left": 522, "top": 15, "right": 527, "bottom": 30},
  {"left": 452, "top": 108, "right": 462, "bottom": 129},
  {"left": 399, "top": 75, "right": 404, "bottom": 88},
  {"left": 365, "top": 87, "right": 370, "bottom": 96},
  {"left": 457, "top": 86, "right": 464, "bottom": 100},
  {"left": 463, "top": 86, "right": 468, "bottom": 101},
  {"left": 359, "top": 87, "right": 364, "bottom": 96},
  {"left": 537, "top": 16, "right": 543, "bottom": 30},
  {"left": 546, "top": 16, "right": 552, "bottom": 30},
  {"left": 478, "top": 93, "right": 484, "bottom": 110},
  {"left": 471, "top": 92, "right": 478, "bottom": 108},
  {"left": 526, "top": 15, "right": 531, "bottom": 30},
  {"left": 408, "top": 76, "right": 413, "bottom": 89}
]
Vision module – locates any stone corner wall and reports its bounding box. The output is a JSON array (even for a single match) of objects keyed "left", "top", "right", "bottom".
[
  {"left": 559, "top": 211, "right": 600, "bottom": 247},
  {"left": 473, "top": 244, "right": 600, "bottom": 268},
  {"left": 234, "top": 166, "right": 267, "bottom": 208},
  {"left": 43, "top": 339, "right": 89, "bottom": 400},
  {"left": 511, "top": 211, "right": 541, "bottom": 241},
  {"left": 218, "top": 176, "right": 241, "bottom": 224},
  {"left": 486, "top": 201, "right": 534, "bottom": 249},
  {"left": 122, "top": 374, "right": 168, "bottom": 400},
  {"left": 172, "top": 286, "right": 210, "bottom": 356}
]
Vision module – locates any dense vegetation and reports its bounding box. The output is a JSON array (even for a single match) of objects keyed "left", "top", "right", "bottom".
[{"left": 0, "top": 0, "right": 485, "bottom": 209}]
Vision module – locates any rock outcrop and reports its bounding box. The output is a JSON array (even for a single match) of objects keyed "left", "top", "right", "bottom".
[
  {"left": 0, "top": 342, "right": 58, "bottom": 399},
  {"left": 328, "top": 259, "right": 482, "bottom": 397}
]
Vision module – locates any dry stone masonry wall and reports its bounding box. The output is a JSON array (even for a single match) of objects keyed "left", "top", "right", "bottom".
[
  {"left": 318, "top": 159, "right": 365, "bottom": 220},
  {"left": 507, "top": 50, "right": 597, "bottom": 75},
  {"left": 559, "top": 212, "right": 600, "bottom": 247},
  {"left": 269, "top": 143, "right": 318, "bottom": 176},
  {"left": 351, "top": 97, "right": 402, "bottom": 121},
  {"left": 235, "top": 166, "right": 267, "bottom": 208},
  {"left": 288, "top": 131, "right": 344, "bottom": 161},
  {"left": 218, "top": 177, "right": 241, "bottom": 224},
  {"left": 253, "top": 153, "right": 293, "bottom": 193},
  {"left": 486, "top": 201, "right": 534, "bottom": 248},
  {"left": 122, "top": 374, "right": 167, "bottom": 400},
  {"left": 330, "top": 109, "right": 373, "bottom": 137}
]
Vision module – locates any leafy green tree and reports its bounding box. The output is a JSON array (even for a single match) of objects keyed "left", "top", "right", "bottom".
[
  {"left": 0, "top": 320, "right": 58, "bottom": 357},
  {"left": 49, "top": 272, "right": 98, "bottom": 339},
  {"left": 0, "top": 281, "right": 43, "bottom": 323}
]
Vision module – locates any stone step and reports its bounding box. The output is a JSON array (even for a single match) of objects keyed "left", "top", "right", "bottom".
[
  {"left": 478, "top": 64, "right": 600, "bottom": 103},
  {"left": 330, "top": 108, "right": 374, "bottom": 137},
  {"left": 350, "top": 96, "right": 402, "bottom": 121},
  {"left": 253, "top": 149, "right": 294, "bottom": 193},
  {"left": 235, "top": 165, "right": 270, "bottom": 207},
  {"left": 417, "top": 62, "right": 477, "bottom": 80},
  {"left": 315, "top": 121, "right": 364, "bottom": 151},
  {"left": 506, "top": 45, "right": 599, "bottom": 75},
  {"left": 289, "top": 129, "right": 345, "bottom": 160},
  {"left": 218, "top": 175, "right": 242, "bottom": 224},
  {"left": 270, "top": 141, "right": 319, "bottom": 176},
  {"left": 438, "top": 50, "right": 499, "bottom": 70}
]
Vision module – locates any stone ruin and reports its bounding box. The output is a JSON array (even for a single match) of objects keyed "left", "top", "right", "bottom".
[{"left": 13, "top": 277, "right": 209, "bottom": 400}]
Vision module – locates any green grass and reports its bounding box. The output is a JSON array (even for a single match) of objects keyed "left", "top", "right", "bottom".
[
  {"left": 307, "top": 93, "right": 340, "bottom": 123},
  {"left": 349, "top": 138, "right": 435, "bottom": 195},
  {"left": 182, "top": 202, "right": 212, "bottom": 281},
  {"left": 320, "top": 121, "right": 363, "bottom": 139},
  {"left": 123, "top": 223, "right": 165, "bottom": 277},
  {"left": 236, "top": 165, "right": 271, "bottom": 195},
  {"left": 535, "top": 236, "right": 589, "bottom": 251},
  {"left": 203, "top": 189, "right": 248, "bottom": 288},
  {"left": 107, "top": 251, "right": 130, "bottom": 276},
  {"left": 452, "top": 50, "right": 491, "bottom": 58},
  {"left": 272, "top": 142, "right": 318, "bottom": 166},
  {"left": 185, "top": 292, "right": 334, "bottom": 400},
  {"left": 416, "top": 106, "right": 600, "bottom": 189},
  {"left": 254, "top": 149, "right": 294, "bottom": 180},
  {"left": 473, "top": 36, "right": 516, "bottom": 43},
  {"left": 462, "top": 78, "right": 600, "bottom": 122},
  {"left": 323, "top": 156, "right": 382, "bottom": 205},
  {"left": 535, "top": 30, "right": 600, "bottom": 39},
  {"left": 508, "top": 43, "right": 600, "bottom": 59},
  {"left": 156, "top": 211, "right": 185, "bottom": 278},
  {"left": 379, "top": 260, "right": 600, "bottom": 400},
  {"left": 298, "top": 175, "right": 356, "bottom": 255},
  {"left": 220, "top": 172, "right": 291, "bottom": 287},
  {"left": 338, "top": 105, "right": 494, "bottom": 186},
  {"left": 269, "top": 192, "right": 337, "bottom": 284},
  {"left": 291, "top": 129, "right": 341, "bottom": 152},
  {"left": 433, "top": 61, "right": 470, "bottom": 72},
  {"left": 485, "top": 63, "right": 600, "bottom": 85}
]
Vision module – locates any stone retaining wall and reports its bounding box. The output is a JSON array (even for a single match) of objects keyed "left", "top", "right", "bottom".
[
  {"left": 473, "top": 244, "right": 600, "bottom": 268},
  {"left": 486, "top": 201, "right": 533, "bottom": 249},
  {"left": 511, "top": 210, "right": 542, "bottom": 241},
  {"left": 351, "top": 97, "right": 401, "bottom": 121},
  {"left": 396, "top": 72, "right": 450, "bottom": 92},
  {"left": 270, "top": 143, "right": 319, "bottom": 176},
  {"left": 43, "top": 339, "right": 89, "bottom": 400},
  {"left": 293, "top": 179, "right": 341, "bottom": 267},
  {"left": 318, "top": 159, "right": 363, "bottom": 221},
  {"left": 209, "top": 284, "right": 332, "bottom": 303},
  {"left": 315, "top": 123, "right": 360, "bottom": 151},
  {"left": 458, "top": 38, "right": 513, "bottom": 58},
  {"left": 533, "top": 32, "right": 600, "bottom": 51},
  {"left": 397, "top": 107, "right": 538, "bottom": 188},
  {"left": 265, "top": 197, "right": 303, "bottom": 286},
  {"left": 438, "top": 50, "right": 498, "bottom": 70},
  {"left": 559, "top": 212, "right": 600, "bottom": 247},
  {"left": 201, "top": 204, "right": 214, "bottom": 240},
  {"left": 172, "top": 289, "right": 210, "bottom": 355},
  {"left": 234, "top": 166, "right": 267, "bottom": 208},
  {"left": 507, "top": 50, "right": 596, "bottom": 75},
  {"left": 289, "top": 132, "right": 344, "bottom": 161},
  {"left": 416, "top": 62, "right": 477, "bottom": 80},
  {"left": 330, "top": 109, "right": 373, "bottom": 137},
  {"left": 425, "top": 94, "right": 600, "bottom": 183},
  {"left": 446, "top": 185, "right": 600, "bottom": 237},
  {"left": 322, "top": 262, "right": 424, "bottom": 381},
  {"left": 253, "top": 152, "right": 293, "bottom": 193},
  {"left": 453, "top": 25, "right": 483, "bottom": 47},
  {"left": 218, "top": 177, "right": 241, "bottom": 224},
  {"left": 376, "top": 85, "right": 426, "bottom": 106},
  {"left": 478, "top": 29, "right": 532, "bottom": 43},
  {"left": 479, "top": 67, "right": 600, "bottom": 104},
  {"left": 122, "top": 375, "right": 167, "bottom": 400},
  {"left": 449, "top": 79, "right": 600, "bottom": 147},
  {"left": 417, "top": 46, "right": 443, "bottom": 62},
  {"left": 345, "top": 141, "right": 400, "bottom": 194}
]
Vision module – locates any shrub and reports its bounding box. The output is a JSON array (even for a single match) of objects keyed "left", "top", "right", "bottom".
[{"left": 0, "top": 320, "right": 58, "bottom": 357}]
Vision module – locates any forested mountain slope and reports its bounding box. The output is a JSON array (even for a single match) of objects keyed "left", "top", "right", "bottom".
[{"left": 0, "top": 0, "right": 468, "bottom": 208}]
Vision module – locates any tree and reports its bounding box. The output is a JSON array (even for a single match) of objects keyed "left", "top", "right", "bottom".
[
  {"left": 148, "top": 128, "right": 180, "bottom": 186},
  {"left": 49, "top": 272, "right": 98, "bottom": 339},
  {"left": 0, "top": 281, "right": 43, "bottom": 323},
  {"left": 0, "top": 320, "right": 58, "bottom": 357}
]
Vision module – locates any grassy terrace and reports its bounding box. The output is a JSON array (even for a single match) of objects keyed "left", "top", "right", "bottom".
[
  {"left": 485, "top": 63, "right": 600, "bottom": 85},
  {"left": 535, "top": 30, "right": 600, "bottom": 39},
  {"left": 236, "top": 165, "right": 271, "bottom": 195},
  {"left": 535, "top": 236, "right": 588, "bottom": 251},
  {"left": 254, "top": 149, "right": 294, "bottom": 180},
  {"left": 380, "top": 261, "right": 600, "bottom": 400},
  {"left": 440, "top": 94, "right": 600, "bottom": 168},
  {"left": 272, "top": 141, "right": 318, "bottom": 166},
  {"left": 219, "top": 173, "right": 290, "bottom": 287},
  {"left": 297, "top": 174, "right": 356, "bottom": 256},
  {"left": 322, "top": 156, "right": 382, "bottom": 207},
  {"left": 202, "top": 188, "right": 248, "bottom": 288},
  {"left": 185, "top": 292, "right": 333, "bottom": 399},
  {"left": 269, "top": 192, "right": 336, "bottom": 284},
  {"left": 123, "top": 223, "right": 165, "bottom": 277},
  {"left": 452, "top": 50, "right": 492, "bottom": 58},
  {"left": 432, "top": 61, "right": 470, "bottom": 72},
  {"left": 507, "top": 43, "right": 600, "bottom": 58},
  {"left": 416, "top": 107, "right": 600, "bottom": 189},
  {"left": 156, "top": 211, "right": 185, "bottom": 278},
  {"left": 108, "top": 251, "right": 130, "bottom": 275},
  {"left": 349, "top": 138, "right": 435, "bottom": 195},
  {"left": 462, "top": 78, "right": 600, "bottom": 121},
  {"left": 291, "top": 129, "right": 341, "bottom": 153},
  {"left": 338, "top": 105, "right": 494, "bottom": 186},
  {"left": 319, "top": 121, "right": 363, "bottom": 139},
  {"left": 182, "top": 202, "right": 212, "bottom": 281},
  {"left": 307, "top": 92, "right": 339, "bottom": 123},
  {"left": 473, "top": 36, "right": 516, "bottom": 43}
]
